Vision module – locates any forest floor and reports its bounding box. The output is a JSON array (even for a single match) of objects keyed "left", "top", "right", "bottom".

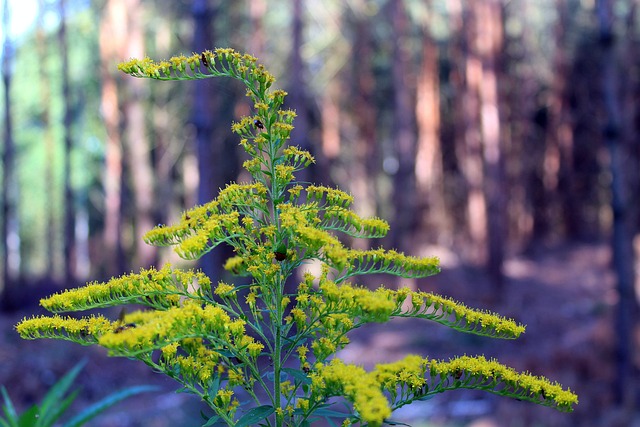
[{"left": 0, "top": 240, "right": 638, "bottom": 427}]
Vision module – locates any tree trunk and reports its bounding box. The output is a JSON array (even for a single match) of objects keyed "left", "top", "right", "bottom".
[
  {"left": 37, "top": 0, "right": 58, "bottom": 277},
  {"left": 502, "top": 1, "right": 537, "bottom": 248},
  {"left": 58, "top": 0, "right": 76, "bottom": 284},
  {"left": 390, "top": 0, "right": 417, "bottom": 252},
  {"left": 596, "top": 0, "right": 638, "bottom": 410},
  {"left": 459, "top": 5, "right": 487, "bottom": 262},
  {"left": 347, "top": 9, "right": 379, "bottom": 224},
  {"left": 537, "top": 0, "right": 574, "bottom": 240},
  {"left": 99, "top": 0, "right": 126, "bottom": 277},
  {"left": 445, "top": 0, "right": 472, "bottom": 243},
  {"left": 191, "top": 0, "right": 221, "bottom": 280},
  {"left": 287, "top": 0, "right": 311, "bottom": 184},
  {"left": 249, "top": 0, "right": 266, "bottom": 59},
  {"left": 1, "top": 0, "right": 20, "bottom": 309},
  {"left": 415, "top": 28, "right": 446, "bottom": 237},
  {"left": 475, "top": 0, "right": 505, "bottom": 290},
  {"left": 123, "top": 0, "right": 156, "bottom": 269}
]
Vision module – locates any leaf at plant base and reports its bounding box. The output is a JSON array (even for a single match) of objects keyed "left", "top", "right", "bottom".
[
  {"left": 42, "top": 389, "right": 80, "bottom": 427},
  {"left": 63, "top": 385, "right": 159, "bottom": 427},
  {"left": 235, "top": 405, "right": 275, "bottom": 427},
  {"left": 17, "top": 405, "right": 40, "bottom": 427},
  {"left": 0, "top": 386, "right": 19, "bottom": 426},
  {"left": 37, "top": 361, "right": 86, "bottom": 426}
]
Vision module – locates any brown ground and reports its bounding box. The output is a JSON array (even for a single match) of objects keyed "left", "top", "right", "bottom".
[{"left": 1, "top": 241, "right": 637, "bottom": 427}]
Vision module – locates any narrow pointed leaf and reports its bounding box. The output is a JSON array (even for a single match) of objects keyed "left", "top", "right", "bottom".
[
  {"left": 63, "top": 385, "right": 158, "bottom": 427},
  {"left": 235, "top": 405, "right": 275, "bottom": 427}
]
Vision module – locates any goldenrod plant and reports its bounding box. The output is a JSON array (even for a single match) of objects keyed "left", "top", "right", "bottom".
[{"left": 16, "top": 48, "right": 577, "bottom": 427}]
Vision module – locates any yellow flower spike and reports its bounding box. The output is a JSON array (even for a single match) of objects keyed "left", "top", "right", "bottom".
[
  {"left": 161, "top": 342, "right": 179, "bottom": 359},
  {"left": 281, "top": 296, "right": 291, "bottom": 309},
  {"left": 227, "top": 369, "right": 245, "bottom": 387},
  {"left": 36, "top": 264, "right": 205, "bottom": 313},
  {"left": 424, "top": 355, "right": 578, "bottom": 412},
  {"left": 311, "top": 359, "right": 391, "bottom": 426},
  {"left": 215, "top": 389, "right": 234, "bottom": 408},
  {"left": 16, "top": 314, "right": 111, "bottom": 344},
  {"left": 296, "top": 398, "right": 309, "bottom": 410},
  {"left": 247, "top": 341, "right": 264, "bottom": 358},
  {"left": 214, "top": 282, "right": 236, "bottom": 297},
  {"left": 296, "top": 345, "right": 309, "bottom": 361}
]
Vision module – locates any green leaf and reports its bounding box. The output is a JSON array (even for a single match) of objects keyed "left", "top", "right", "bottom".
[
  {"left": 63, "top": 385, "right": 158, "bottom": 427},
  {"left": 17, "top": 405, "right": 41, "bottom": 427},
  {"left": 384, "top": 420, "right": 412, "bottom": 426},
  {"left": 37, "top": 361, "right": 86, "bottom": 426},
  {"left": 235, "top": 405, "right": 275, "bottom": 427},
  {"left": 42, "top": 389, "right": 79, "bottom": 427},
  {"left": 0, "top": 387, "right": 19, "bottom": 426},
  {"left": 312, "top": 407, "right": 349, "bottom": 418},
  {"left": 282, "top": 368, "right": 311, "bottom": 385},
  {"left": 201, "top": 414, "right": 220, "bottom": 426}
]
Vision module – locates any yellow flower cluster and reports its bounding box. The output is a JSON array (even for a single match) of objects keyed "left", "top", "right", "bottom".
[
  {"left": 159, "top": 338, "right": 222, "bottom": 385},
  {"left": 373, "top": 354, "right": 427, "bottom": 396},
  {"left": 36, "top": 264, "right": 209, "bottom": 312},
  {"left": 311, "top": 359, "right": 391, "bottom": 426},
  {"left": 341, "top": 248, "right": 441, "bottom": 280},
  {"left": 292, "top": 268, "right": 525, "bottom": 368},
  {"left": 214, "top": 388, "right": 240, "bottom": 417},
  {"left": 428, "top": 355, "right": 578, "bottom": 412},
  {"left": 283, "top": 146, "right": 315, "bottom": 168},
  {"left": 118, "top": 48, "right": 275, "bottom": 93},
  {"left": 214, "top": 281, "right": 236, "bottom": 297},
  {"left": 217, "top": 182, "right": 268, "bottom": 209},
  {"left": 97, "top": 300, "right": 260, "bottom": 359},
  {"left": 305, "top": 185, "right": 354, "bottom": 207},
  {"left": 310, "top": 354, "right": 578, "bottom": 426},
  {"left": 321, "top": 205, "right": 390, "bottom": 239},
  {"left": 16, "top": 314, "right": 111, "bottom": 344},
  {"left": 407, "top": 292, "right": 526, "bottom": 339}
]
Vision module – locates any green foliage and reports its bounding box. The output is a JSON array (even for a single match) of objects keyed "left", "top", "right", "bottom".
[
  {"left": 16, "top": 48, "right": 577, "bottom": 427},
  {"left": 0, "top": 361, "right": 156, "bottom": 427}
]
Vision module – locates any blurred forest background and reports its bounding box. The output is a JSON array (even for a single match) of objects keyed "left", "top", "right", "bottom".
[{"left": 1, "top": 0, "right": 640, "bottom": 426}]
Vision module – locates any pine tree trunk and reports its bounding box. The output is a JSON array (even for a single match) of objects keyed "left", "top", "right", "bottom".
[
  {"left": 249, "top": 0, "right": 266, "bottom": 59},
  {"left": 347, "top": 10, "right": 379, "bottom": 225},
  {"left": 1, "top": 0, "right": 20, "bottom": 309},
  {"left": 37, "top": 0, "right": 58, "bottom": 277},
  {"left": 597, "top": 0, "right": 638, "bottom": 409},
  {"left": 123, "top": 0, "right": 156, "bottom": 269},
  {"left": 390, "top": 0, "right": 417, "bottom": 252},
  {"left": 460, "top": 5, "right": 487, "bottom": 262},
  {"left": 59, "top": 0, "right": 76, "bottom": 284},
  {"left": 99, "top": 0, "right": 126, "bottom": 277},
  {"left": 191, "top": 0, "right": 221, "bottom": 280},
  {"left": 475, "top": 0, "right": 505, "bottom": 290},
  {"left": 288, "top": 0, "right": 311, "bottom": 184},
  {"left": 415, "top": 28, "right": 446, "bottom": 236}
]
